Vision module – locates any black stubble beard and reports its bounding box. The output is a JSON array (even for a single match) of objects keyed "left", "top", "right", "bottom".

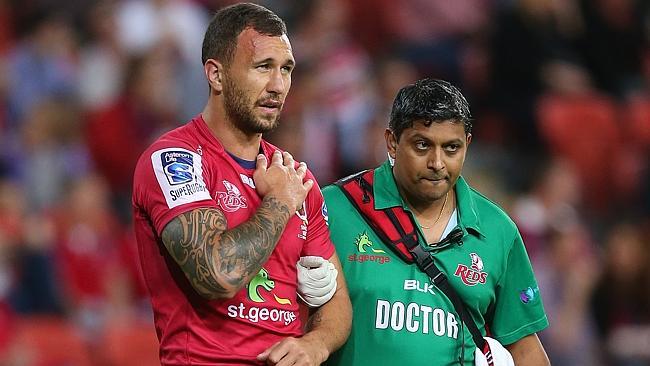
[{"left": 223, "top": 78, "right": 280, "bottom": 134}]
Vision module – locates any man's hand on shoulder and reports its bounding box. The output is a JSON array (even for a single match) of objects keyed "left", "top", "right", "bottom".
[{"left": 254, "top": 151, "right": 313, "bottom": 213}]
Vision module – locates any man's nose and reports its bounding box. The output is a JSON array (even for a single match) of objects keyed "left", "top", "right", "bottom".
[
  {"left": 266, "top": 69, "right": 287, "bottom": 95},
  {"left": 429, "top": 149, "right": 444, "bottom": 171}
]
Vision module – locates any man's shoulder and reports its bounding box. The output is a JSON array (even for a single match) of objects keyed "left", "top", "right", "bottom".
[
  {"left": 324, "top": 182, "right": 363, "bottom": 215},
  {"left": 151, "top": 122, "right": 198, "bottom": 148},
  {"left": 322, "top": 167, "right": 385, "bottom": 207},
  {"left": 260, "top": 140, "right": 324, "bottom": 188},
  {"left": 133, "top": 121, "right": 203, "bottom": 191},
  {"left": 461, "top": 182, "right": 518, "bottom": 231},
  {"left": 322, "top": 183, "right": 344, "bottom": 201},
  {"left": 467, "top": 187, "right": 507, "bottom": 213},
  {"left": 137, "top": 122, "right": 197, "bottom": 162}
]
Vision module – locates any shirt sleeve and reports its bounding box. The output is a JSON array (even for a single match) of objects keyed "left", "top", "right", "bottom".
[
  {"left": 300, "top": 171, "right": 335, "bottom": 260},
  {"left": 490, "top": 231, "right": 549, "bottom": 345},
  {"left": 133, "top": 144, "right": 219, "bottom": 235}
]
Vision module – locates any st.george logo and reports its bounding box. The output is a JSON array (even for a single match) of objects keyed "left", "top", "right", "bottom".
[
  {"left": 247, "top": 268, "right": 292, "bottom": 305},
  {"left": 356, "top": 232, "right": 385, "bottom": 253},
  {"left": 162, "top": 151, "right": 195, "bottom": 185},
  {"left": 347, "top": 232, "right": 390, "bottom": 264},
  {"left": 228, "top": 268, "right": 298, "bottom": 326},
  {"left": 248, "top": 268, "right": 275, "bottom": 303}
]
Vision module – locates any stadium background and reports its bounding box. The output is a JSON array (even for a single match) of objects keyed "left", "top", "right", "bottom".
[{"left": 0, "top": 0, "right": 648, "bottom": 365}]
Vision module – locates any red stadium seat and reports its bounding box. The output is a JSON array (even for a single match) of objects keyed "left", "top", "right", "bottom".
[
  {"left": 619, "top": 95, "right": 650, "bottom": 200},
  {"left": 536, "top": 93, "right": 623, "bottom": 212},
  {"left": 13, "top": 316, "right": 92, "bottom": 366},
  {"left": 625, "top": 95, "right": 650, "bottom": 148}
]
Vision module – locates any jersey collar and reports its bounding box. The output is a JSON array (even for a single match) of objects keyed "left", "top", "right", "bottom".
[
  {"left": 373, "top": 159, "right": 484, "bottom": 238},
  {"left": 195, "top": 114, "right": 225, "bottom": 153},
  {"left": 195, "top": 114, "right": 275, "bottom": 168}
]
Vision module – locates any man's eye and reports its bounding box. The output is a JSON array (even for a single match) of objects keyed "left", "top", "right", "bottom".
[
  {"left": 256, "top": 64, "right": 271, "bottom": 71},
  {"left": 281, "top": 65, "right": 293, "bottom": 73},
  {"left": 415, "top": 141, "right": 428, "bottom": 150},
  {"left": 445, "top": 144, "right": 460, "bottom": 152}
]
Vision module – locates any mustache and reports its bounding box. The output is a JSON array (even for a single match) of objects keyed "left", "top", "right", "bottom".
[
  {"left": 420, "top": 174, "right": 448, "bottom": 181},
  {"left": 258, "top": 94, "right": 282, "bottom": 105}
]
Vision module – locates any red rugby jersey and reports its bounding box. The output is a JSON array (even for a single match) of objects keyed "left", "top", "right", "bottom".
[{"left": 132, "top": 115, "right": 334, "bottom": 365}]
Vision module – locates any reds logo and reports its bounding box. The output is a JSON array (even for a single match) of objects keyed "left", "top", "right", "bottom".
[
  {"left": 454, "top": 252, "right": 488, "bottom": 286},
  {"left": 295, "top": 202, "right": 308, "bottom": 240},
  {"left": 470, "top": 253, "right": 483, "bottom": 271},
  {"left": 216, "top": 180, "right": 248, "bottom": 212}
]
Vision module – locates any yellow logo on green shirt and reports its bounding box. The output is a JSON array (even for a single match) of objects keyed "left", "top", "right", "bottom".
[
  {"left": 348, "top": 232, "right": 391, "bottom": 265},
  {"left": 355, "top": 232, "right": 385, "bottom": 253}
]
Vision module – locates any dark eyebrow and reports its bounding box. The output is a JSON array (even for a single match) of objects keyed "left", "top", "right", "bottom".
[
  {"left": 409, "top": 133, "right": 463, "bottom": 145},
  {"left": 254, "top": 57, "right": 295, "bottom": 67},
  {"left": 409, "top": 133, "right": 432, "bottom": 141},
  {"left": 443, "top": 138, "right": 464, "bottom": 145}
]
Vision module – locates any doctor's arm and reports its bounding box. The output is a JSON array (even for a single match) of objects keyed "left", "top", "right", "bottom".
[
  {"left": 506, "top": 333, "right": 550, "bottom": 366},
  {"left": 257, "top": 252, "right": 352, "bottom": 365}
]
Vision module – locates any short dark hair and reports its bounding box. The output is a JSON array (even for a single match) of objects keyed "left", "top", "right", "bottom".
[
  {"left": 201, "top": 3, "right": 287, "bottom": 66},
  {"left": 389, "top": 78, "right": 472, "bottom": 140}
]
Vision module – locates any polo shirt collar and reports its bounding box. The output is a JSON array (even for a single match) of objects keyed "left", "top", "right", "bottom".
[
  {"left": 454, "top": 175, "right": 484, "bottom": 237},
  {"left": 372, "top": 159, "right": 484, "bottom": 237},
  {"left": 372, "top": 160, "right": 404, "bottom": 210}
]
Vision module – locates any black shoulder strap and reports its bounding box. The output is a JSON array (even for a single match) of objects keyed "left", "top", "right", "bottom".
[{"left": 335, "top": 170, "right": 489, "bottom": 353}]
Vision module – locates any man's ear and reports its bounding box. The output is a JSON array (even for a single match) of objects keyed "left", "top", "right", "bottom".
[
  {"left": 204, "top": 59, "right": 224, "bottom": 94},
  {"left": 384, "top": 129, "right": 397, "bottom": 158},
  {"left": 466, "top": 133, "right": 472, "bottom": 146}
]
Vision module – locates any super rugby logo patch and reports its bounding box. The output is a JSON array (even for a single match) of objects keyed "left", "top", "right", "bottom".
[
  {"left": 152, "top": 148, "right": 210, "bottom": 209},
  {"left": 216, "top": 180, "right": 247, "bottom": 212},
  {"left": 162, "top": 151, "right": 194, "bottom": 185},
  {"left": 454, "top": 252, "right": 488, "bottom": 286}
]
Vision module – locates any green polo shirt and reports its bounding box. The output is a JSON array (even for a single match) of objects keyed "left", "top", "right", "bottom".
[{"left": 323, "top": 160, "right": 548, "bottom": 366}]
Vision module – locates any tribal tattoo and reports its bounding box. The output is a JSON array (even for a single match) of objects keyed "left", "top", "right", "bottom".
[{"left": 161, "top": 196, "right": 291, "bottom": 299}]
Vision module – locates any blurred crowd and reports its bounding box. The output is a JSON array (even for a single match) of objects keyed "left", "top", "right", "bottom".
[{"left": 0, "top": 0, "right": 648, "bottom": 365}]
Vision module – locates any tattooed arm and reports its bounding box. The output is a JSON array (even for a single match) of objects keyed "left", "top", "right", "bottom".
[
  {"left": 161, "top": 151, "right": 314, "bottom": 299},
  {"left": 161, "top": 198, "right": 290, "bottom": 299}
]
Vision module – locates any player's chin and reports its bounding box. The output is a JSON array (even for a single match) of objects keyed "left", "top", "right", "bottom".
[
  {"left": 420, "top": 178, "right": 448, "bottom": 191},
  {"left": 252, "top": 117, "right": 280, "bottom": 133},
  {"left": 418, "top": 184, "right": 448, "bottom": 201}
]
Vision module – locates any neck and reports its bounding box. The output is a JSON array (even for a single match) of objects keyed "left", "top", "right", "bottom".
[
  {"left": 202, "top": 101, "right": 262, "bottom": 161},
  {"left": 407, "top": 190, "right": 455, "bottom": 230},
  {"left": 400, "top": 189, "right": 448, "bottom": 218}
]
